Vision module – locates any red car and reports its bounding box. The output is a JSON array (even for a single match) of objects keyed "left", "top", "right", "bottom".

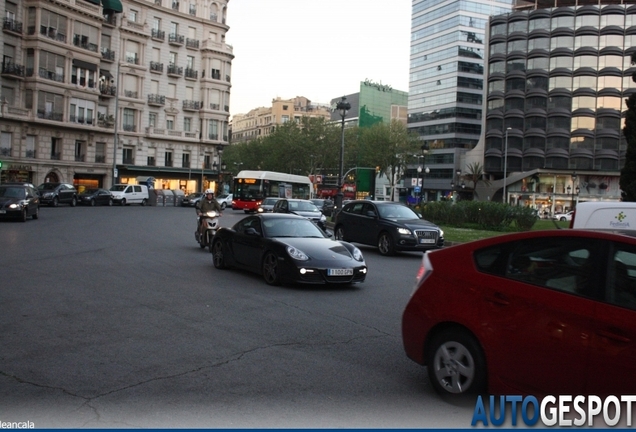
[{"left": 402, "top": 229, "right": 636, "bottom": 398}]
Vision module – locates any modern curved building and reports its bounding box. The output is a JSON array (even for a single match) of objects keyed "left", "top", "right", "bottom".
[{"left": 467, "top": 0, "right": 635, "bottom": 210}]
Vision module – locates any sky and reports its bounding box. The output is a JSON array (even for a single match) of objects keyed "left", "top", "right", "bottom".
[{"left": 225, "top": 0, "right": 412, "bottom": 118}]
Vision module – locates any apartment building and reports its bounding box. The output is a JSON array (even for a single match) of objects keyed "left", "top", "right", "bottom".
[
  {"left": 0, "top": 0, "right": 232, "bottom": 194},
  {"left": 231, "top": 96, "right": 331, "bottom": 143},
  {"left": 466, "top": 0, "right": 635, "bottom": 211}
]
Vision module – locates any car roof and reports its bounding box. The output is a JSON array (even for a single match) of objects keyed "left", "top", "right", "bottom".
[{"left": 255, "top": 213, "right": 308, "bottom": 220}]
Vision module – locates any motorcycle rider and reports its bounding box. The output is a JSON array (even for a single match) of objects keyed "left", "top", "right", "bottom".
[{"left": 196, "top": 189, "right": 222, "bottom": 239}]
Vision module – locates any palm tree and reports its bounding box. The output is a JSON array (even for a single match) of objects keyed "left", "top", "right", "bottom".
[{"left": 465, "top": 162, "right": 490, "bottom": 199}]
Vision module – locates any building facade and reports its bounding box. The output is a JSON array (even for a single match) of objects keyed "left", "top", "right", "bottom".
[
  {"left": 468, "top": 0, "right": 635, "bottom": 212},
  {"left": 406, "top": 0, "right": 514, "bottom": 203},
  {"left": 1, "top": 0, "right": 232, "bottom": 194},
  {"left": 231, "top": 96, "right": 332, "bottom": 143}
]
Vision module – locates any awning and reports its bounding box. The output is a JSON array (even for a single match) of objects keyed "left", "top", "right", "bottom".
[
  {"left": 101, "top": 0, "right": 123, "bottom": 13},
  {"left": 100, "top": 69, "right": 112, "bottom": 79},
  {"left": 72, "top": 59, "right": 97, "bottom": 72}
]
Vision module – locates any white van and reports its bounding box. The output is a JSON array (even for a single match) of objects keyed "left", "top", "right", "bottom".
[
  {"left": 109, "top": 184, "right": 149, "bottom": 206},
  {"left": 570, "top": 202, "right": 636, "bottom": 233}
]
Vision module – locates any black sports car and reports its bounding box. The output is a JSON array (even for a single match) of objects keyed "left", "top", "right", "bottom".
[{"left": 211, "top": 213, "right": 367, "bottom": 286}]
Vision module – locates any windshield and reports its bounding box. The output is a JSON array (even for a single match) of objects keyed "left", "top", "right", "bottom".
[
  {"left": 83, "top": 188, "right": 99, "bottom": 194},
  {"left": 262, "top": 218, "right": 324, "bottom": 238},
  {"left": 110, "top": 185, "right": 127, "bottom": 192},
  {"left": 38, "top": 183, "right": 57, "bottom": 191},
  {"left": 290, "top": 201, "right": 319, "bottom": 212},
  {"left": 0, "top": 187, "right": 26, "bottom": 199},
  {"left": 377, "top": 204, "right": 419, "bottom": 219},
  {"left": 263, "top": 198, "right": 278, "bottom": 205}
]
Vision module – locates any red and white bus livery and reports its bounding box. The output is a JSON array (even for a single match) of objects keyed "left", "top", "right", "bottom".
[{"left": 232, "top": 171, "right": 312, "bottom": 213}]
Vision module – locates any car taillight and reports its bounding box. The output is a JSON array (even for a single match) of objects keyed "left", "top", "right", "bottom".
[{"left": 412, "top": 252, "right": 433, "bottom": 295}]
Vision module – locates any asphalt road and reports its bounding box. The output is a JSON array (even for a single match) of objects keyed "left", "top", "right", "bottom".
[{"left": 0, "top": 205, "right": 475, "bottom": 428}]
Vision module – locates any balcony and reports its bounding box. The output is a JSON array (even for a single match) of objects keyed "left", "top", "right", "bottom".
[
  {"left": 182, "top": 161, "right": 191, "bottom": 168},
  {"left": 75, "top": 154, "right": 85, "bottom": 162},
  {"left": 95, "top": 155, "right": 106, "bottom": 163},
  {"left": 37, "top": 110, "right": 64, "bottom": 121},
  {"left": 165, "top": 160, "right": 173, "bottom": 167},
  {"left": 123, "top": 124, "right": 137, "bottom": 132},
  {"left": 1, "top": 62, "right": 25, "bottom": 79},
  {"left": 50, "top": 152, "right": 61, "bottom": 160},
  {"left": 3, "top": 18, "right": 22, "bottom": 35},
  {"left": 182, "top": 100, "right": 201, "bottom": 111},
  {"left": 124, "top": 90, "right": 138, "bottom": 98},
  {"left": 167, "top": 64, "right": 183, "bottom": 77},
  {"left": 73, "top": 35, "right": 98, "bottom": 52},
  {"left": 210, "top": 103, "right": 220, "bottom": 110},
  {"left": 99, "top": 84, "right": 116, "bottom": 97},
  {"left": 184, "top": 68, "right": 198, "bottom": 79},
  {"left": 154, "top": 0, "right": 162, "bottom": 5},
  {"left": 148, "top": 94, "right": 166, "bottom": 106},
  {"left": 25, "top": 150, "right": 36, "bottom": 158},
  {"left": 189, "top": 5, "right": 196, "bottom": 15},
  {"left": 150, "top": 61, "right": 164, "bottom": 73},
  {"left": 0, "top": 147, "right": 11, "bottom": 156},
  {"left": 38, "top": 26, "right": 66, "bottom": 42},
  {"left": 38, "top": 68, "right": 64, "bottom": 82},
  {"left": 101, "top": 48, "right": 115, "bottom": 61},
  {"left": 209, "top": 13, "right": 217, "bottom": 22},
  {"left": 208, "top": 133, "right": 219, "bottom": 140},
  {"left": 125, "top": 55, "right": 139, "bottom": 65},
  {"left": 70, "top": 115, "right": 94, "bottom": 125},
  {"left": 123, "top": 157, "right": 135, "bottom": 165},
  {"left": 151, "top": 29, "right": 165, "bottom": 41},
  {"left": 168, "top": 33, "right": 184, "bottom": 45},
  {"left": 186, "top": 38, "right": 199, "bottom": 49},
  {"left": 103, "top": 14, "right": 117, "bottom": 26},
  {"left": 147, "top": 157, "right": 156, "bottom": 166}
]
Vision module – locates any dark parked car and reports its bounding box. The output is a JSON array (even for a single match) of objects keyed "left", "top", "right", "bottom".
[
  {"left": 182, "top": 192, "right": 203, "bottom": 207},
  {"left": 333, "top": 200, "right": 444, "bottom": 256},
  {"left": 0, "top": 184, "right": 40, "bottom": 221},
  {"left": 37, "top": 182, "right": 77, "bottom": 207},
  {"left": 272, "top": 198, "right": 327, "bottom": 230},
  {"left": 78, "top": 188, "right": 113, "bottom": 206},
  {"left": 311, "top": 198, "right": 335, "bottom": 217},
  {"left": 257, "top": 197, "right": 280, "bottom": 213},
  {"left": 211, "top": 213, "right": 367, "bottom": 286},
  {"left": 402, "top": 229, "right": 636, "bottom": 399}
]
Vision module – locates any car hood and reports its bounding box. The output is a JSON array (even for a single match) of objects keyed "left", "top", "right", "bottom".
[
  {"left": 275, "top": 237, "right": 357, "bottom": 261},
  {"left": 290, "top": 210, "right": 323, "bottom": 219},
  {"left": 388, "top": 218, "right": 441, "bottom": 231}
]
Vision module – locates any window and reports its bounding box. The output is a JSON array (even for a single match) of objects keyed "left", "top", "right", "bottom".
[
  {"left": 0, "top": 132, "right": 11, "bottom": 156},
  {"left": 74, "top": 141, "right": 85, "bottom": 162},
  {"left": 149, "top": 112, "right": 157, "bottom": 127},
  {"left": 37, "top": 91, "right": 64, "bottom": 121},
  {"left": 38, "top": 51, "right": 65, "bottom": 82},
  {"left": 184, "top": 117, "right": 192, "bottom": 131},
  {"left": 607, "top": 245, "right": 636, "bottom": 311},
  {"left": 73, "top": 21, "right": 98, "bottom": 52},
  {"left": 26, "top": 135, "right": 36, "bottom": 158},
  {"left": 1, "top": 87, "right": 15, "bottom": 106},
  {"left": 95, "top": 142, "right": 105, "bottom": 163},
  {"left": 123, "top": 108, "right": 136, "bottom": 131},
  {"left": 122, "top": 148, "right": 134, "bottom": 164},
  {"left": 128, "top": 9, "right": 138, "bottom": 23},
  {"left": 282, "top": 115, "right": 290, "bottom": 123},
  {"left": 186, "top": 55, "right": 194, "bottom": 69},
  {"left": 40, "top": 9, "right": 67, "bottom": 41},
  {"left": 166, "top": 115, "right": 174, "bottom": 130},
  {"left": 69, "top": 98, "right": 96, "bottom": 124},
  {"left": 182, "top": 152, "right": 190, "bottom": 168},
  {"left": 165, "top": 151, "right": 173, "bottom": 167},
  {"left": 208, "top": 119, "right": 218, "bottom": 140},
  {"left": 153, "top": 17, "right": 161, "bottom": 30},
  {"left": 71, "top": 64, "right": 96, "bottom": 88},
  {"left": 125, "top": 40, "right": 140, "bottom": 64},
  {"left": 51, "top": 137, "right": 61, "bottom": 159}
]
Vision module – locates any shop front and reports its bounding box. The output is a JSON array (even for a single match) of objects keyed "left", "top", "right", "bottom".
[
  {"left": 116, "top": 166, "right": 221, "bottom": 194},
  {"left": 1, "top": 163, "right": 35, "bottom": 184}
]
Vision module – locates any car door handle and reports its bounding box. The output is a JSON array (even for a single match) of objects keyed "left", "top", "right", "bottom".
[
  {"left": 485, "top": 292, "right": 510, "bottom": 306},
  {"left": 597, "top": 329, "right": 631, "bottom": 344}
]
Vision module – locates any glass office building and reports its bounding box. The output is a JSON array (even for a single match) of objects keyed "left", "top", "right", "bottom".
[{"left": 408, "top": 0, "right": 514, "bottom": 151}]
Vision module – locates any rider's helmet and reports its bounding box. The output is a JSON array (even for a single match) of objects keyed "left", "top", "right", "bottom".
[{"left": 205, "top": 188, "right": 214, "bottom": 196}]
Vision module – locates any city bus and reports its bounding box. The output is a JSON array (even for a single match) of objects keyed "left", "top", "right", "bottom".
[{"left": 232, "top": 170, "right": 312, "bottom": 213}]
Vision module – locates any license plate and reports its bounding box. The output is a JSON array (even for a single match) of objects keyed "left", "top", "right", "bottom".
[
  {"left": 328, "top": 268, "right": 353, "bottom": 276},
  {"left": 419, "top": 238, "right": 435, "bottom": 244}
]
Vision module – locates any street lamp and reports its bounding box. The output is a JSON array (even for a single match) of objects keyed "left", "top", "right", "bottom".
[
  {"left": 421, "top": 144, "right": 429, "bottom": 203},
  {"left": 335, "top": 96, "right": 351, "bottom": 211},
  {"left": 422, "top": 167, "right": 430, "bottom": 203},
  {"left": 571, "top": 172, "right": 578, "bottom": 210},
  {"left": 503, "top": 127, "right": 511, "bottom": 204}
]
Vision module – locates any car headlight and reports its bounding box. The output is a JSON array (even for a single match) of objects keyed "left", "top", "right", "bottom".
[
  {"left": 286, "top": 245, "right": 309, "bottom": 261},
  {"left": 397, "top": 227, "right": 412, "bottom": 235},
  {"left": 257, "top": 207, "right": 264, "bottom": 213},
  {"left": 320, "top": 214, "right": 326, "bottom": 222},
  {"left": 43, "top": 192, "right": 53, "bottom": 198},
  {"left": 352, "top": 246, "right": 364, "bottom": 262},
  {"left": 8, "top": 203, "right": 21, "bottom": 209},
  {"left": 439, "top": 229, "right": 444, "bottom": 237}
]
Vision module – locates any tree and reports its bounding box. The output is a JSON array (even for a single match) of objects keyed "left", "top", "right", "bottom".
[
  {"left": 465, "top": 162, "right": 490, "bottom": 199},
  {"left": 622, "top": 53, "right": 636, "bottom": 201},
  {"left": 360, "top": 120, "right": 421, "bottom": 201}
]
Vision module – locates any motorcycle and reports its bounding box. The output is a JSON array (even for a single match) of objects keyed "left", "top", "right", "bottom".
[{"left": 195, "top": 210, "right": 220, "bottom": 249}]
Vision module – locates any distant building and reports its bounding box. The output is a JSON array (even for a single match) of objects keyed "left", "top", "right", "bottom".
[
  {"left": 0, "top": 0, "right": 232, "bottom": 194},
  {"left": 231, "top": 96, "right": 332, "bottom": 143}
]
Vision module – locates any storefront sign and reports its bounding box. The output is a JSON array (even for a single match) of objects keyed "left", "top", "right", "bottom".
[{"left": 7, "top": 164, "right": 33, "bottom": 171}]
